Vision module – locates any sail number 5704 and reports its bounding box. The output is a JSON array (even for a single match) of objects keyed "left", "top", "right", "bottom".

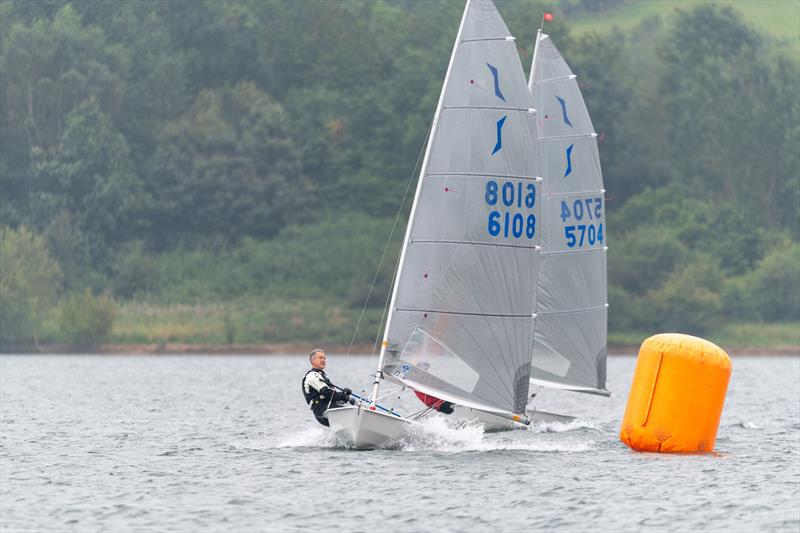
[
  {"left": 560, "top": 197, "right": 604, "bottom": 248},
  {"left": 484, "top": 180, "right": 536, "bottom": 239}
]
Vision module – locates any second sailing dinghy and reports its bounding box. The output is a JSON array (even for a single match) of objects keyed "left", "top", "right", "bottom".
[
  {"left": 527, "top": 29, "right": 609, "bottom": 397},
  {"left": 327, "top": 0, "right": 542, "bottom": 449}
]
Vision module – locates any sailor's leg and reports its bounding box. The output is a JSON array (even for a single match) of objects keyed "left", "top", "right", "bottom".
[{"left": 314, "top": 414, "right": 330, "bottom": 427}]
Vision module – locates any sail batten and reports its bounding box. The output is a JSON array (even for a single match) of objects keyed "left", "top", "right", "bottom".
[
  {"left": 395, "top": 308, "right": 535, "bottom": 318},
  {"left": 426, "top": 172, "right": 541, "bottom": 180},
  {"left": 461, "top": 37, "right": 513, "bottom": 43},
  {"left": 540, "top": 133, "right": 597, "bottom": 142},
  {"left": 410, "top": 239, "right": 540, "bottom": 250},
  {"left": 537, "top": 304, "right": 608, "bottom": 316},
  {"left": 443, "top": 105, "right": 534, "bottom": 111}
]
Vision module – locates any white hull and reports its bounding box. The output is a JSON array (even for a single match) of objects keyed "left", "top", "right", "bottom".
[
  {"left": 452, "top": 405, "right": 575, "bottom": 432},
  {"left": 326, "top": 405, "right": 417, "bottom": 450}
]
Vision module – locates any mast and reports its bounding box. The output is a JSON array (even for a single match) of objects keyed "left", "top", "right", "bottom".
[
  {"left": 370, "top": 0, "right": 473, "bottom": 405},
  {"left": 528, "top": 28, "right": 543, "bottom": 92}
]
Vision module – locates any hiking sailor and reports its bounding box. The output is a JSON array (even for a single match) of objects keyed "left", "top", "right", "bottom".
[{"left": 302, "top": 348, "right": 353, "bottom": 426}]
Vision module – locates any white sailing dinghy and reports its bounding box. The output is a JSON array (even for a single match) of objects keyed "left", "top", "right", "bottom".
[
  {"left": 327, "top": 0, "right": 542, "bottom": 449},
  {"left": 328, "top": 4, "right": 611, "bottom": 448}
]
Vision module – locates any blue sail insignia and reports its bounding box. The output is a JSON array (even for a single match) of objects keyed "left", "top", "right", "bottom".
[
  {"left": 556, "top": 96, "right": 573, "bottom": 127},
  {"left": 487, "top": 63, "right": 506, "bottom": 102},
  {"left": 564, "top": 143, "right": 574, "bottom": 177},
  {"left": 492, "top": 115, "right": 507, "bottom": 155}
]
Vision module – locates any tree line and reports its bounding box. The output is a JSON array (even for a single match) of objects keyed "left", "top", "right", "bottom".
[{"left": 1, "top": 0, "right": 797, "bottom": 346}]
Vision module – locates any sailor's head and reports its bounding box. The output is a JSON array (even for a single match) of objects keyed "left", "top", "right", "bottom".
[{"left": 309, "top": 348, "right": 326, "bottom": 370}]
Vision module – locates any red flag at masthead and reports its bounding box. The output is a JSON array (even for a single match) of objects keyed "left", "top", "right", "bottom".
[{"left": 543, "top": 13, "right": 554, "bottom": 21}]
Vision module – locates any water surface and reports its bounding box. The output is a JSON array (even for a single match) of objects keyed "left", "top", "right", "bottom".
[{"left": 1, "top": 354, "right": 798, "bottom": 532}]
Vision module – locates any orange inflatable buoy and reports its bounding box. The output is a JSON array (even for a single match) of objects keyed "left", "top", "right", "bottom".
[{"left": 620, "top": 333, "right": 732, "bottom": 453}]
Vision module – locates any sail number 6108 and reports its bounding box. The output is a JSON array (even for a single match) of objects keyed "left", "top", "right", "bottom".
[{"left": 484, "top": 180, "right": 536, "bottom": 239}]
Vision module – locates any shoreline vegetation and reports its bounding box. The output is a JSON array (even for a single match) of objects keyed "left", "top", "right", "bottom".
[
  {"left": 3, "top": 343, "right": 799, "bottom": 357},
  {"left": 2, "top": 2, "right": 798, "bottom": 354}
]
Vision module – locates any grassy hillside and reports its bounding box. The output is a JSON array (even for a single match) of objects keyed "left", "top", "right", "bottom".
[{"left": 565, "top": 0, "right": 800, "bottom": 55}]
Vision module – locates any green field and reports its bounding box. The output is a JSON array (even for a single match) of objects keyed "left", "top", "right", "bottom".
[
  {"left": 566, "top": 0, "right": 800, "bottom": 54},
  {"left": 608, "top": 322, "right": 800, "bottom": 352},
  {"left": 35, "top": 301, "right": 800, "bottom": 353}
]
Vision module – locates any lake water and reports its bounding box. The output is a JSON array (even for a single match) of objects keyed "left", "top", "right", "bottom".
[{"left": 1, "top": 354, "right": 798, "bottom": 532}]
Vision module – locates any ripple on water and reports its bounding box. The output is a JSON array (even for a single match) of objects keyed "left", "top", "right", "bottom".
[{"left": 1, "top": 354, "right": 798, "bottom": 532}]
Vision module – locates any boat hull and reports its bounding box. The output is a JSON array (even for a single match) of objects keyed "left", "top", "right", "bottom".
[
  {"left": 452, "top": 405, "right": 575, "bottom": 432},
  {"left": 326, "top": 405, "right": 416, "bottom": 450}
]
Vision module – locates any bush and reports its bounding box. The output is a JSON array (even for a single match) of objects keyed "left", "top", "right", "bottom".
[
  {"left": 112, "top": 241, "right": 161, "bottom": 298},
  {"left": 645, "top": 254, "right": 725, "bottom": 334},
  {"left": 609, "top": 226, "right": 689, "bottom": 294},
  {"left": 608, "top": 285, "right": 641, "bottom": 333},
  {"left": 746, "top": 244, "right": 800, "bottom": 322},
  {"left": 0, "top": 227, "right": 62, "bottom": 345},
  {"left": 59, "top": 290, "right": 118, "bottom": 348}
]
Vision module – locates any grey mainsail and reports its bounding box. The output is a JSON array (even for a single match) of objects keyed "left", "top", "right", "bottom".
[
  {"left": 528, "top": 32, "right": 609, "bottom": 395},
  {"left": 377, "top": 0, "right": 542, "bottom": 417}
]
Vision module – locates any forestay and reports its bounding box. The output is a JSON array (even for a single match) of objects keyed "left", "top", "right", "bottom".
[
  {"left": 528, "top": 32, "right": 609, "bottom": 395},
  {"left": 379, "top": 0, "right": 541, "bottom": 417}
]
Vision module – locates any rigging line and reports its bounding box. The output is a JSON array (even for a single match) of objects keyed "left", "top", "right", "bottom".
[{"left": 346, "top": 119, "right": 434, "bottom": 359}]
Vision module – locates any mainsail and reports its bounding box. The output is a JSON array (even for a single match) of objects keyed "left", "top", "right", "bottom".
[
  {"left": 376, "top": 0, "right": 542, "bottom": 418},
  {"left": 528, "top": 32, "right": 609, "bottom": 395}
]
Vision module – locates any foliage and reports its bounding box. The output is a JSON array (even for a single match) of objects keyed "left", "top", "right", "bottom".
[
  {"left": 146, "top": 82, "right": 300, "bottom": 248},
  {"left": 743, "top": 244, "right": 800, "bottom": 322},
  {"left": 0, "top": 1, "right": 797, "bottom": 347},
  {"left": 644, "top": 255, "right": 725, "bottom": 335},
  {"left": 58, "top": 289, "right": 117, "bottom": 348},
  {"left": 31, "top": 97, "right": 148, "bottom": 264},
  {"left": 0, "top": 227, "right": 62, "bottom": 344},
  {"left": 111, "top": 241, "right": 161, "bottom": 299}
]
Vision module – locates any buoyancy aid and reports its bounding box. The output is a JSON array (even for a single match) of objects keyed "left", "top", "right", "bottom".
[{"left": 302, "top": 368, "right": 345, "bottom": 417}]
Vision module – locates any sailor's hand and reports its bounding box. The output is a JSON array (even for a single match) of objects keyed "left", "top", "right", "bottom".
[{"left": 348, "top": 398, "right": 356, "bottom": 405}]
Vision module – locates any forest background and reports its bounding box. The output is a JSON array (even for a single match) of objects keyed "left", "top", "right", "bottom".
[{"left": 1, "top": 0, "right": 798, "bottom": 351}]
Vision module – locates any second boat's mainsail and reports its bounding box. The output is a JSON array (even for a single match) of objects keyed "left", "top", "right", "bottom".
[
  {"left": 376, "top": 0, "right": 542, "bottom": 419},
  {"left": 528, "top": 32, "right": 609, "bottom": 396}
]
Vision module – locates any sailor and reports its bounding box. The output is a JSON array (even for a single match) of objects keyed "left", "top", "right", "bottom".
[{"left": 302, "top": 348, "right": 353, "bottom": 426}]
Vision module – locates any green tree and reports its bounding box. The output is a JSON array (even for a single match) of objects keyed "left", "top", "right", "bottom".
[
  {"left": 31, "top": 97, "right": 148, "bottom": 263},
  {"left": 41, "top": 210, "right": 93, "bottom": 291},
  {"left": 745, "top": 244, "right": 800, "bottom": 322},
  {"left": 146, "top": 82, "right": 300, "bottom": 247},
  {"left": 609, "top": 226, "right": 689, "bottom": 294},
  {"left": 59, "top": 289, "right": 117, "bottom": 348},
  {"left": 1, "top": 4, "right": 125, "bottom": 153},
  {"left": 646, "top": 254, "right": 725, "bottom": 335},
  {"left": 0, "top": 227, "right": 62, "bottom": 345}
]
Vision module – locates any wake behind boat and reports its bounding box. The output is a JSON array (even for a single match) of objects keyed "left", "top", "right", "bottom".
[{"left": 324, "top": 0, "right": 608, "bottom": 449}]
